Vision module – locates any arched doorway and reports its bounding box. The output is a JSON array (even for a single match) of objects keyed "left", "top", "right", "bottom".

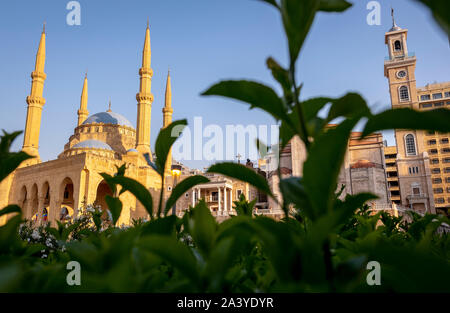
[
  {"left": 30, "top": 184, "right": 38, "bottom": 221},
  {"left": 59, "top": 177, "right": 75, "bottom": 221},
  {"left": 41, "top": 182, "right": 50, "bottom": 223},
  {"left": 94, "top": 180, "right": 113, "bottom": 220}
]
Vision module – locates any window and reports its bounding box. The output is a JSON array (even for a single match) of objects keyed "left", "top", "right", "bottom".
[
  {"left": 446, "top": 177, "right": 450, "bottom": 183},
  {"left": 428, "top": 139, "right": 437, "bottom": 145},
  {"left": 443, "top": 158, "right": 450, "bottom": 164},
  {"left": 432, "top": 168, "right": 441, "bottom": 174},
  {"left": 429, "top": 149, "right": 438, "bottom": 155},
  {"left": 432, "top": 93, "right": 443, "bottom": 100},
  {"left": 420, "top": 94, "right": 431, "bottom": 101},
  {"left": 435, "top": 198, "right": 445, "bottom": 204},
  {"left": 445, "top": 92, "right": 450, "bottom": 98},
  {"left": 421, "top": 103, "right": 432, "bottom": 109},
  {"left": 432, "top": 178, "right": 442, "bottom": 184},
  {"left": 443, "top": 148, "right": 450, "bottom": 153},
  {"left": 445, "top": 167, "right": 450, "bottom": 173},
  {"left": 409, "top": 166, "right": 419, "bottom": 175},
  {"left": 430, "top": 159, "right": 439, "bottom": 164},
  {"left": 434, "top": 188, "right": 444, "bottom": 194},
  {"left": 412, "top": 187, "right": 420, "bottom": 195},
  {"left": 167, "top": 186, "right": 172, "bottom": 191},
  {"left": 405, "top": 134, "right": 416, "bottom": 155},
  {"left": 394, "top": 40, "right": 402, "bottom": 51},
  {"left": 434, "top": 102, "right": 444, "bottom": 107},
  {"left": 399, "top": 86, "right": 410, "bottom": 101},
  {"left": 211, "top": 192, "right": 218, "bottom": 202},
  {"left": 64, "top": 186, "right": 69, "bottom": 199},
  {"left": 237, "top": 190, "right": 243, "bottom": 199},
  {"left": 441, "top": 138, "right": 449, "bottom": 144},
  {"left": 185, "top": 193, "right": 189, "bottom": 198},
  {"left": 447, "top": 187, "right": 450, "bottom": 193}
]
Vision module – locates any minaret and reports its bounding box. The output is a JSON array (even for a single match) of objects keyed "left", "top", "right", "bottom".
[
  {"left": 163, "top": 70, "right": 174, "bottom": 173},
  {"left": 77, "top": 73, "right": 89, "bottom": 126},
  {"left": 135, "top": 21, "right": 154, "bottom": 156},
  {"left": 22, "top": 23, "right": 47, "bottom": 161}
]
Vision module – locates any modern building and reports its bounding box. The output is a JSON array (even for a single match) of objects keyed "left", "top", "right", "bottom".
[
  {"left": 383, "top": 13, "right": 450, "bottom": 215},
  {"left": 384, "top": 145, "right": 401, "bottom": 205}
]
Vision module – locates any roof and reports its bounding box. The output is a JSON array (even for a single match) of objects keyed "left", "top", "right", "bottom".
[
  {"left": 82, "top": 111, "right": 134, "bottom": 128},
  {"left": 72, "top": 140, "right": 113, "bottom": 150}
]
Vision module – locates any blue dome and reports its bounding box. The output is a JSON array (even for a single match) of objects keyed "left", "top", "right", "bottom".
[
  {"left": 127, "top": 148, "right": 138, "bottom": 152},
  {"left": 82, "top": 111, "right": 134, "bottom": 128},
  {"left": 72, "top": 140, "right": 113, "bottom": 150}
]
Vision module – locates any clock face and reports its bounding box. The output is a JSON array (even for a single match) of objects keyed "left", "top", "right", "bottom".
[{"left": 397, "top": 70, "right": 407, "bottom": 78}]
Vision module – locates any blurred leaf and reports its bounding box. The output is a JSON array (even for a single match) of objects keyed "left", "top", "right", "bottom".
[
  {"left": 202, "top": 80, "right": 289, "bottom": 122},
  {"left": 105, "top": 195, "right": 123, "bottom": 225},
  {"left": 100, "top": 174, "right": 153, "bottom": 219},
  {"left": 415, "top": 0, "right": 450, "bottom": 35},
  {"left": 362, "top": 108, "right": 450, "bottom": 137},
  {"left": 266, "top": 57, "right": 293, "bottom": 104},
  {"left": 188, "top": 200, "right": 217, "bottom": 257},
  {"left": 327, "top": 93, "right": 371, "bottom": 123},
  {"left": 141, "top": 215, "right": 177, "bottom": 236},
  {"left": 280, "top": 0, "right": 319, "bottom": 63},
  {"left": 319, "top": 0, "right": 352, "bottom": 12},
  {"left": 164, "top": 175, "right": 210, "bottom": 216},
  {"left": 0, "top": 131, "right": 33, "bottom": 183},
  {"left": 303, "top": 118, "right": 360, "bottom": 218},
  {"left": 207, "top": 162, "right": 274, "bottom": 198},
  {"left": 139, "top": 235, "right": 199, "bottom": 284},
  {"left": 257, "top": 0, "right": 280, "bottom": 9},
  {"left": 155, "top": 119, "right": 187, "bottom": 176},
  {"left": 0, "top": 205, "right": 21, "bottom": 218},
  {"left": 279, "top": 177, "right": 312, "bottom": 218}
]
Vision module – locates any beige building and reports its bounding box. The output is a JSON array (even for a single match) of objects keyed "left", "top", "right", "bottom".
[
  {"left": 266, "top": 131, "right": 390, "bottom": 212},
  {"left": 384, "top": 15, "right": 450, "bottom": 215},
  {"left": 384, "top": 145, "right": 401, "bottom": 205}
]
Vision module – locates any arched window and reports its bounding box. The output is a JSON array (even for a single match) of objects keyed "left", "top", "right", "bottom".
[
  {"left": 394, "top": 40, "right": 402, "bottom": 51},
  {"left": 405, "top": 134, "right": 417, "bottom": 156},
  {"left": 399, "top": 86, "right": 409, "bottom": 101}
]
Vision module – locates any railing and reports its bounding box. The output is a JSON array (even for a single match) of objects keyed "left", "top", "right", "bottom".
[{"left": 385, "top": 52, "right": 415, "bottom": 61}]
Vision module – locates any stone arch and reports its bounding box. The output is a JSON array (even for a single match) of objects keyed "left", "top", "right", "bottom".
[
  {"left": 94, "top": 180, "right": 113, "bottom": 220},
  {"left": 59, "top": 177, "right": 75, "bottom": 221},
  {"left": 30, "top": 184, "right": 39, "bottom": 221},
  {"left": 41, "top": 181, "right": 51, "bottom": 222},
  {"left": 18, "top": 185, "right": 27, "bottom": 212}
]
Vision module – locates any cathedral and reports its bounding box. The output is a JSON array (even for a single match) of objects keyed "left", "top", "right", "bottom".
[{"left": 0, "top": 23, "right": 174, "bottom": 225}]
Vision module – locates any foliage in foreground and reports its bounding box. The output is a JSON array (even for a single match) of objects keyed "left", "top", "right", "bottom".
[{"left": 1, "top": 0, "right": 450, "bottom": 292}]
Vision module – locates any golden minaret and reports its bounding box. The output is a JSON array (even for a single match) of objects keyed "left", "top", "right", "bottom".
[
  {"left": 163, "top": 69, "right": 173, "bottom": 173},
  {"left": 22, "top": 23, "right": 47, "bottom": 162},
  {"left": 77, "top": 73, "right": 89, "bottom": 126},
  {"left": 135, "top": 21, "right": 154, "bottom": 156}
]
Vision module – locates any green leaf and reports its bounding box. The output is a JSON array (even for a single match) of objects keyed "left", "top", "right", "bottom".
[
  {"left": 141, "top": 215, "right": 177, "bottom": 236},
  {"left": 207, "top": 162, "right": 274, "bottom": 198},
  {"left": 154, "top": 119, "right": 187, "bottom": 176},
  {"left": 0, "top": 205, "right": 21, "bottom": 218},
  {"left": 0, "top": 131, "right": 34, "bottom": 183},
  {"left": 105, "top": 195, "right": 123, "bottom": 225},
  {"left": 138, "top": 235, "right": 199, "bottom": 284},
  {"left": 303, "top": 118, "right": 360, "bottom": 219},
  {"left": 318, "top": 0, "right": 352, "bottom": 12},
  {"left": 266, "top": 57, "right": 293, "bottom": 104},
  {"left": 279, "top": 177, "right": 313, "bottom": 218},
  {"left": 362, "top": 108, "right": 450, "bottom": 138},
  {"left": 257, "top": 0, "right": 280, "bottom": 9},
  {"left": 100, "top": 174, "right": 153, "bottom": 219},
  {"left": 327, "top": 93, "right": 371, "bottom": 123},
  {"left": 416, "top": 0, "right": 450, "bottom": 35},
  {"left": 163, "top": 175, "right": 209, "bottom": 216},
  {"left": 188, "top": 200, "right": 217, "bottom": 257},
  {"left": 280, "top": 0, "right": 319, "bottom": 63},
  {"left": 202, "top": 80, "right": 289, "bottom": 122}
]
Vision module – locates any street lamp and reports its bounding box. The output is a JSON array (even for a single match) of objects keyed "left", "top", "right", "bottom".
[{"left": 171, "top": 164, "right": 182, "bottom": 215}]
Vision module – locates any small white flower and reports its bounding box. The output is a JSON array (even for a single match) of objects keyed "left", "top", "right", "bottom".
[{"left": 31, "top": 229, "right": 41, "bottom": 240}]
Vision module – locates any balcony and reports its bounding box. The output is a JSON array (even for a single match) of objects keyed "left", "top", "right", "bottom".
[
  {"left": 406, "top": 193, "right": 428, "bottom": 200},
  {"left": 386, "top": 166, "right": 397, "bottom": 172},
  {"left": 385, "top": 52, "right": 415, "bottom": 62}
]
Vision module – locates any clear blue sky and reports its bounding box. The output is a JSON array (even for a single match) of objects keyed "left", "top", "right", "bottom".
[{"left": 0, "top": 0, "right": 448, "bottom": 169}]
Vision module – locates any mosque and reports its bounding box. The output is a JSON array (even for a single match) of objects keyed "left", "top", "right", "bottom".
[{"left": 0, "top": 23, "right": 176, "bottom": 225}]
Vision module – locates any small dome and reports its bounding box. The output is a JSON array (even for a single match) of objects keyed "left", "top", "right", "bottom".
[
  {"left": 72, "top": 140, "right": 113, "bottom": 150},
  {"left": 82, "top": 111, "right": 134, "bottom": 128}
]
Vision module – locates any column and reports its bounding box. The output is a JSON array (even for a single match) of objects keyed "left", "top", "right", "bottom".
[
  {"left": 197, "top": 188, "right": 201, "bottom": 202},
  {"left": 192, "top": 189, "right": 195, "bottom": 207},
  {"left": 224, "top": 187, "right": 227, "bottom": 215},
  {"left": 218, "top": 187, "right": 221, "bottom": 215}
]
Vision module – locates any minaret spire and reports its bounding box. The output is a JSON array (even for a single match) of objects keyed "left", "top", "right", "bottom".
[
  {"left": 22, "top": 24, "right": 47, "bottom": 162},
  {"left": 107, "top": 99, "right": 112, "bottom": 112},
  {"left": 77, "top": 72, "right": 89, "bottom": 126},
  {"left": 135, "top": 21, "right": 154, "bottom": 156},
  {"left": 163, "top": 69, "right": 174, "bottom": 173}
]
